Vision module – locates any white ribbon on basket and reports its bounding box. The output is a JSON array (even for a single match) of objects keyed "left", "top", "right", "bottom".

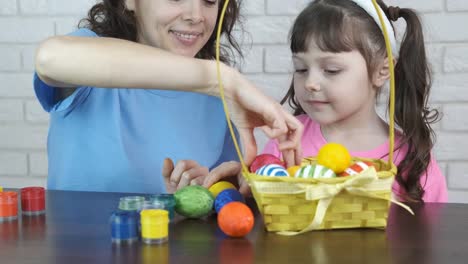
[{"left": 277, "top": 167, "right": 414, "bottom": 236}]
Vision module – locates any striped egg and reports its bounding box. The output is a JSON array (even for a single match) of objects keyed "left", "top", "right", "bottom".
[
  {"left": 255, "top": 164, "right": 289, "bottom": 177},
  {"left": 339, "top": 161, "right": 374, "bottom": 177},
  {"left": 295, "top": 164, "right": 336, "bottom": 179}
]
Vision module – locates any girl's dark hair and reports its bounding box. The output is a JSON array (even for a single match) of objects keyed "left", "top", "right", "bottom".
[
  {"left": 78, "top": 0, "right": 243, "bottom": 65},
  {"left": 282, "top": 0, "right": 439, "bottom": 202}
]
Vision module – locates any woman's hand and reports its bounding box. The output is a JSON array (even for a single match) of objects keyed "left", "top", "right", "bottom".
[
  {"left": 162, "top": 158, "right": 209, "bottom": 193},
  {"left": 221, "top": 66, "right": 303, "bottom": 168},
  {"left": 162, "top": 159, "right": 251, "bottom": 197},
  {"left": 202, "top": 161, "right": 251, "bottom": 197}
]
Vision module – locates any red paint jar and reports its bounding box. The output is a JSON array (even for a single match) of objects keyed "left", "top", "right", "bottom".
[{"left": 21, "top": 187, "right": 46, "bottom": 215}]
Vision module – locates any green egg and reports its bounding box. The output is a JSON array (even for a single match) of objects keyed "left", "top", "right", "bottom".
[{"left": 174, "top": 185, "right": 214, "bottom": 218}]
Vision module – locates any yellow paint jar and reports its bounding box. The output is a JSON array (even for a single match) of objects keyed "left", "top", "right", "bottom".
[{"left": 140, "top": 209, "right": 169, "bottom": 244}]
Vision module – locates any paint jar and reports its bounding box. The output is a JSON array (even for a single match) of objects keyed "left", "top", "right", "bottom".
[
  {"left": 0, "top": 191, "right": 18, "bottom": 222},
  {"left": 140, "top": 209, "right": 169, "bottom": 244},
  {"left": 110, "top": 210, "right": 139, "bottom": 244},
  {"left": 149, "top": 194, "right": 176, "bottom": 221},
  {"left": 21, "top": 187, "right": 46, "bottom": 215}
]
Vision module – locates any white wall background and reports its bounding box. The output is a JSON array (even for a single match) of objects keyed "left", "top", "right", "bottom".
[{"left": 0, "top": 0, "right": 467, "bottom": 202}]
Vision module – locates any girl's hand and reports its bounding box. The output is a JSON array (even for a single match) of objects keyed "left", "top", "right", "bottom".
[
  {"left": 162, "top": 158, "right": 209, "bottom": 193},
  {"left": 222, "top": 66, "right": 304, "bottom": 168},
  {"left": 202, "top": 161, "right": 251, "bottom": 197}
]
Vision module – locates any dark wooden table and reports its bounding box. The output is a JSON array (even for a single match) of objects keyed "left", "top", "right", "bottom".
[{"left": 0, "top": 190, "right": 467, "bottom": 264}]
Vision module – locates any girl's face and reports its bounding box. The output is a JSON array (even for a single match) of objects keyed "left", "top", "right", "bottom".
[
  {"left": 292, "top": 42, "right": 378, "bottom": 127},
  {"left": 126, "top": 0, "right": 219, "bottom": 57}
]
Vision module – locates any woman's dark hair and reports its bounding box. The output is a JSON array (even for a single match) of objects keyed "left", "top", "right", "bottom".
[
  {"left": 78, "top": 0, "right": 243, "bottom": 65},
  {"left": 281, "top": 0, "right": 440, "bottom": 202}
]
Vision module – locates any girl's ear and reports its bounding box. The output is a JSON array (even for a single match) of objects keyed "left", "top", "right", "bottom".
[
  {"left": 125, "top": 0, "right": 136, "bottom": 11},
  {"left": 372, "top": 57, "right": 395, "bottom": 87}
]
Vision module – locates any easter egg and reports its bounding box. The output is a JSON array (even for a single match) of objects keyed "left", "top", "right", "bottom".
[
  {"left": 317, "top": 143, "right": 352, "bottom": 174},
  {"left": 174, "top": 186, "right": 214, "bottom": 218},
  {"left": 249, "top": 154, "right": 285, "bottom": 173},
  {"left": 209, "top": 181, "right": 236, "bottom": 199},
  {"left": 295, "top": 164, "right": 336, "bottom": 179},
  {"left": 340, "top": 161, "right": 374, "bottom": 177},
  {"left": 218, "top": 202, "right": 254, "bottom": 237},
  {"left": 287, "top": 165, "right": 301, "bottom": 178},
  {"left": 255, "top": 164, "right": 289, "bottom": 177},
  {"left": 214, "top": 189, "right": 245, "bottom": 213}
]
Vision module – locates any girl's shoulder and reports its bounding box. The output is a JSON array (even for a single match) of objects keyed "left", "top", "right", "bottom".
[
  {"left": 296, "top": 113, "right": 312, "bottom": 124},
  {"left": 296, "top": 114, "right": 322, "bottom": 136},
  {"left": 296, "top": 114, "right": 320, "bottom": 129}
]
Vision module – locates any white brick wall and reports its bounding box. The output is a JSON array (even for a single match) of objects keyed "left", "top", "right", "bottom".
[
  {"left": 447, "top": 0, "right": 468, "bottom": 11},
  {"left": 0, "top": 0, "right": 17, "bottom": 15},
  {"left": 0, "top": 0, "right": 467, "bottom": 203}
]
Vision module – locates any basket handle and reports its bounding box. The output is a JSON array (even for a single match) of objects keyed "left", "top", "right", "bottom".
[
  {"left": 371, "top": 0, "right": 396, "bottom": 167},
  {"left": 215, "top": 0, "right": 396, "bottom": 173}
]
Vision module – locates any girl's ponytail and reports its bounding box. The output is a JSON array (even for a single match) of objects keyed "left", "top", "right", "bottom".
[{"left": 382, "top": 3, "right": 440, "bottom": 202}]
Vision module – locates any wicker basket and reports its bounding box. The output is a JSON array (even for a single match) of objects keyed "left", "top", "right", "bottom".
[
  {"left": 215, "top": 0, "right": 412, "bottom": 235},
  {"left": 244, "top": 158, "right": 403, "bottom": 235}
]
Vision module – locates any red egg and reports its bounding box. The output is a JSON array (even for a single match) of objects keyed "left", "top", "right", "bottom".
[
  {"left": 340, "top": 161, "right": 375, "bottom": 177},
  {"left": 217, "top": 202, "right": 254, "bottom": 237},
  {"left": 249, "top": 154, "right": 284, "bottom": 173}
]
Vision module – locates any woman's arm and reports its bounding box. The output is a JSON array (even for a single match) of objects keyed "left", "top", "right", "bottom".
[
  {"left": 35, "top": 36, "right": 225, "bottom": 96},
  {"left": 35, "top": 35, "right": 304, "bottom": 167}
]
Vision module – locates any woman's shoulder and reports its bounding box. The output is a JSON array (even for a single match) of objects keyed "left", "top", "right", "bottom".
[{"left": 67, "top": 27, "right": 99, "bottom": 38}]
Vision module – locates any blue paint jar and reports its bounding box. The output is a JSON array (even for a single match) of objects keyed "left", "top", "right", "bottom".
[{"left": 110, "top": 210, "right": 138, "bottom": 244}]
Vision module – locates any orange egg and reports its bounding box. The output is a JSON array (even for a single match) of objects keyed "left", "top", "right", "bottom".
[
  {"left": 217, "top": 202, "right": 254, "bottom": 237},
  {"left": 340, "top": 161, "right": 375, "bottom": 176},
  {"left": 286, "top": 165, "right": 301, "bottom": 177}
]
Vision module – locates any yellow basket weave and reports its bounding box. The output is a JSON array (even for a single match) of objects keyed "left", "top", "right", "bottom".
[
  {"left": 215, "top": 0, "right": 413, "bottom": 235},
  {"left": 246, "top": 158, "right": 402, "bottom": 235}
]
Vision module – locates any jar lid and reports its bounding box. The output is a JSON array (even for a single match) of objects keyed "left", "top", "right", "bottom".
[{"left": 118, "top": 196, "right": 145, "bottom": 211}]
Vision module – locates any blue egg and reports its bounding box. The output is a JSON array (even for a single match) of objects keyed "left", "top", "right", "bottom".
[
  {"left": 214, "top": 189, "right": 245, "bottom": 213},
  {"left": 255, "top": 164, "right": 289, "bottom": 177}
]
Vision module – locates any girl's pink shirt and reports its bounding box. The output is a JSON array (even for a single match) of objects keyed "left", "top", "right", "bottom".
[{"left": 263, "top": 114, "right": 448, "bottom": 202}]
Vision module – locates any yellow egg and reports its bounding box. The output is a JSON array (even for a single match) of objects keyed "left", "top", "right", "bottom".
[
  {"left": 286, "top": 165, "right": 301, "bottom": 177},
  {"left": 209, "top": 181, "right": 236, "bottom": 199},
  {"left": 317, "top": 143, "right": 352, "bottom": 174}
]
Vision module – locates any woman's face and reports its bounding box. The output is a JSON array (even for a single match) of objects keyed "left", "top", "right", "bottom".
[{"left": 126, "top": 0, "right": 219, "bottom": 57}]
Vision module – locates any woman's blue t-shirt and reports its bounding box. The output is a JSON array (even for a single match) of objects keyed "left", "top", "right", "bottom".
[{"left": 33, "top": 28, "right": 239, "bottom": 194}]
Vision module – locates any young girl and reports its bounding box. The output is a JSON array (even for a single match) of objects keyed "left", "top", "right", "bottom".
[
  {"left": 262, "top": 0, "right": 447, "bottom": 202},
  {"left": 34, "top": 0, "right": 303, "bottom": 194}
]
